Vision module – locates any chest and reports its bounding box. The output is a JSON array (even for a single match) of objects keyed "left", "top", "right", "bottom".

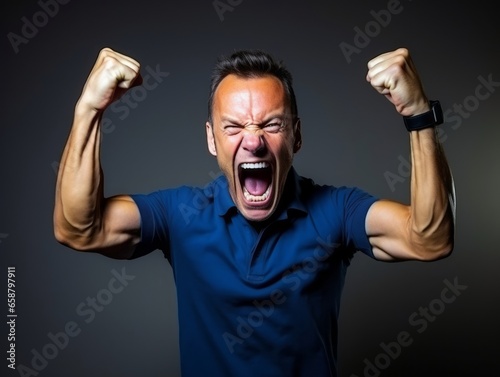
[{"left": 169, "top": 214, "right": 349, "bottom": 301}]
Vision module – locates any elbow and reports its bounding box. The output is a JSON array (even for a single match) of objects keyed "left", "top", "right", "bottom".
[
  {"left": 53, "top": 222, "right": 97, "bottom": 253},
  {"left": 439, "top": 230, "right": 455, "bottom": 259},
  {"left": 426, "top": 239, "right": 453, "bottom": 261},
  {"left": 54, "top": 221, "right": 133, "bottom": 259},
  {"left": 437, "top": 232, "right": 455, "bottom": 259},
  {"left": 54, "top": 230, "right": 86, "bottom": 252},
  {"left": 54, "top": 222, "right": 71, "bottom": 248},
  {"left": 411, "top": 230, "right": 454, "bottom": 262},
  {"left": 53, "top": 208, "right": 101, "bottom": 252},
  {"left": 410, "top": 209, "right": 455, "bottom": 261}
]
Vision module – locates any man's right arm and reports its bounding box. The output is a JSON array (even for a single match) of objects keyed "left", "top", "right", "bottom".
[{"left": 54, "top": 48, "right": 143, "bottom": 259}]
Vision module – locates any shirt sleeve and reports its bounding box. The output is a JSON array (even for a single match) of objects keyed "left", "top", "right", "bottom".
[
  {"left": 334, "top": 187, "right": 379, "bottom": 258},
  {"left": 129, "top": 191, "right": 172, "bottom": 260}
]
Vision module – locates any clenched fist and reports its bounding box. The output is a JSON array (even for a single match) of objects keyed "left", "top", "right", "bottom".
[
  {"left": 366, "top": 48, "right": 429, "bottom": 117},
  {"left": 77, "top": 48, "right": 142, "bottom": 114}
]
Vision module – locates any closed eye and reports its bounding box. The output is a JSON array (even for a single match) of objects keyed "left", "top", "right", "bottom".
[
  {"left": 263, "top": 123, "right": 284, "bottom": 133},
  {"left": 224, "top": 125, "right": 244, "bottom": 135}
]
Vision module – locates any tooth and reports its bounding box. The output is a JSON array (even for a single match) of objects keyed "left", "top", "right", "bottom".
[
  {"left": 242, "top": 162, "right": 269, "bottom": 169},
  {"left": 243, "top": 186, "right": 271, "bottom": 202}
]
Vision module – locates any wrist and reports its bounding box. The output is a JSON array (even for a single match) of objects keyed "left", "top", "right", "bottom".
[
  {"left": 74, "top": 98, "right": 102, "bottom": 118},
  {"left": 73, "top": 102, "right": 103, "bottom": 131},
  {"left": 403, "top": 100, "right": 443, "bottom": 132}
]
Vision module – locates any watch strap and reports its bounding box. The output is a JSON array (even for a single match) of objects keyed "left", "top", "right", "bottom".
[{"left": 403, "top": 100, "right": 443, "bottom": 131}]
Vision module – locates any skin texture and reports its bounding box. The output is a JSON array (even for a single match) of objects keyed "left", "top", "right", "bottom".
[{"left": 54, "top": 47, "right": 455, "bottom": 262}]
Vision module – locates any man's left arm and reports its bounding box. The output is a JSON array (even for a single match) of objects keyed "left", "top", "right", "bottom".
[{"left": 364, "top": 48, "right": 456, "bottom": 261}]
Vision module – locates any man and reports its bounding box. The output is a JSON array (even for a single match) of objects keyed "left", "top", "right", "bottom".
[{"left": 54, "top": 47, "right": 455, "bottom": 376}]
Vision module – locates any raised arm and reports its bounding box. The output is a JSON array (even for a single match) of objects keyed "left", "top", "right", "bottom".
[
  {"left": 53, "top": 48, "right": 143, "bottom": 259},
  {"left": 364, "top": 48, "right": 456, "bottom": 261}
]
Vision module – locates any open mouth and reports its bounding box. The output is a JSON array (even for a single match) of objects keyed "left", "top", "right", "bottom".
[{"left": 239, "top": 161, "right": 273, "bottom": 204}]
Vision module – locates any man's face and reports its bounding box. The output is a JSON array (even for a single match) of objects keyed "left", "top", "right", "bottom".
[{"left": 206, "top": 74, "right": 301, "bottom": 222}]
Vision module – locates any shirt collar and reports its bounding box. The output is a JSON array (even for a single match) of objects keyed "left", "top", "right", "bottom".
[{"left": 214, "top": 167, "right": 308, "bottom": 220}]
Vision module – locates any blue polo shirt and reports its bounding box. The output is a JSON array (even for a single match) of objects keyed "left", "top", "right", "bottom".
[{"left": 130, "top": 168, "right": 378, "bottom": 376}]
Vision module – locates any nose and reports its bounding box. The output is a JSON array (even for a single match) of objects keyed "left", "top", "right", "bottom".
[{"left": 241, "top": 131, "right": 266, "bottom": 155}]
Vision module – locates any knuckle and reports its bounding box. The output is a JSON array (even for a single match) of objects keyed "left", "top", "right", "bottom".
[
  {"left": 396, "top": 47, "right": 409, "bottom": 56},
  {"left": 101, "top": 55, "right": 118, "bottom": 69},
  {"left": 392, "top": 64, "right": 404, "bottom": 76},
  {"left": 393, "top": 54, "right": 406, "bottom": 66},
  {"left": 99, "top": 47, "right": 113, "bottom": 57}
]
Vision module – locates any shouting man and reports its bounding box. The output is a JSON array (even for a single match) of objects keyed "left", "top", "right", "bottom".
[{"left": 54, "top": 47, "right": 455, "bottom": 376}]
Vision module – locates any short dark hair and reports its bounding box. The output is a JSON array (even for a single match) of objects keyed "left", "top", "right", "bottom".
[{"left": 207, "top": 50, "right": 298, "bottom": 123}]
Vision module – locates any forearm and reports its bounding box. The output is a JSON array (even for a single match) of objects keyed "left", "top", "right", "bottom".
[
  {"left": 54, "top": 103, "right": 105, "bottom": 248},
  {"left": 408, "top": 127, "right": 455, "bottom": 256}
]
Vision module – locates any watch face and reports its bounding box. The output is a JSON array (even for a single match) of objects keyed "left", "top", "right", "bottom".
[{"left": 431, "top": 101, "right": 444, "bottom": 125}]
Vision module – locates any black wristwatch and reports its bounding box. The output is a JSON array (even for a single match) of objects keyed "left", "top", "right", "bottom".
[{"left": 403, "top": 100, "right": 443, "bottom": 132}]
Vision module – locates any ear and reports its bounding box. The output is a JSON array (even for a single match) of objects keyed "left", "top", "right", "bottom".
[
  {"left": 293, "top": 118, "right": 302, "bottom": 153},
  {"left": 206, "top": 121, "right": 217, "bottom": 156}
]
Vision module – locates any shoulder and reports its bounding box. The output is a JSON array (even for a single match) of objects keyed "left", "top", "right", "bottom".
[
  {"left": 134, "top": 175, "right": 226, "bottom": 205},
  {"left": 297, "top": 175, "right": 375, "bottom": 206},
  {"left": 294, "top": 174, "right": 378, "bottom": 230}
]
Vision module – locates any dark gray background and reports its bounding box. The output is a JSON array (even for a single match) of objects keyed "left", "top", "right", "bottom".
[{"left": 1, "top": 0, "right": 499, "bottom": 376}]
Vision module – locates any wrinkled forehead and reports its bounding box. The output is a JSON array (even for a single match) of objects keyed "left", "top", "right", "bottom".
[{"left": 212, "top": 74, "right": 289, "bottom": 124}]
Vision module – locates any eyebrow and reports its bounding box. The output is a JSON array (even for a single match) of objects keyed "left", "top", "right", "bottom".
[{"left": 219, "top": 114, "right": 287, "bottom": 126}]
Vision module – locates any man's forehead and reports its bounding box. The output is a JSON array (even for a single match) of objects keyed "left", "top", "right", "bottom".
[{"left": 213, "top": 74, "right": 287, "bottom": 121}]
